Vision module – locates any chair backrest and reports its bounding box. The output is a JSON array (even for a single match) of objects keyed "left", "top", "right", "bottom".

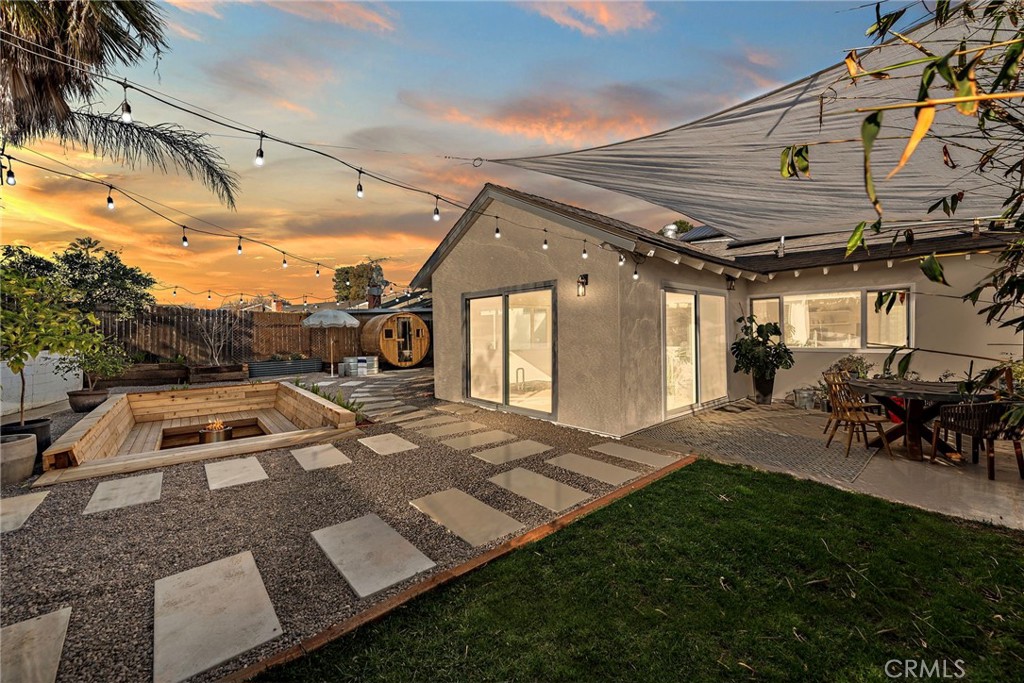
[{"left": 823, "top": 371, "right": 871, "bottom": 421}]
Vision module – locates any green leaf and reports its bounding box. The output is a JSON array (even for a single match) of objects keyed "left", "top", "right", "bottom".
[
  {"left": 780, "top": 146, "right": 793, "bottom": 178},
  {"left": 846, "top": 221, "right": 867, "bottom": 257},
  {"left": 793, "top": 145, "right": 810, "bottom": 177},
  {"left": 861, "top": 111, "right": 883, "bottom": 215},
  {"left": 897, "top": 350, "right": 916, "bottom": 379},
  {"left": 920, "top": 253, "right": 949, "bottom": 285},
  {"left": 992, "top": 31, "right": 1024, "bottom": 91}
]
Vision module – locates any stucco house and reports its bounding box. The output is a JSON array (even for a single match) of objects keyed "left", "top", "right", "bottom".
[{"left": 411, "top": 183, "right": 1018, "bottom": 438}]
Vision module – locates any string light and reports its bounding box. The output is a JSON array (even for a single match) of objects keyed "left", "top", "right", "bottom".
[
  {"left": 172, "top": 287, "right": 177, "bottom": 297},
  {"left": 632, "top": 265, "right": 640, "bottom": 281},
  {"left": 356, "top": 170, "right": 363, "bottom": 198},
  {"left": 237, "top": 237, "right": 242, "bottom": 255},
  {"left": 239, "top": 293, "right": 244, "bottom": 305},
  {"left": 120, "top": 82, "right": 132, "bottom": 123},
  {"left": 207, "top": 289, "right": 212, "bottom": 301},
  {"left": 282, "top": 254, "right": 288, "bottom": 268},
  {"left": 886, "top": 259, "right": 894, "bottom": 268},
  {"left": 619, "top": 253, "right": 626, "bottom": 266},
  {"left": 852, "top": 263, "right": 860, "bottom": 272},
  {"left": 822, "top": 267, "right": 829, "bottom": 275},
  {"left": 582, "top": 240, "right": 588, "bottom": 259},
  {"left": 494, "top": 217, "right": 501, "bottom": 239},
  {"left": 106, "top": 185, "right": 115, "bottom": 210},
  {"left": 345, "top": 276, "right": 351, "bottom": 286},
  {"left": 315, "top": 263, "right": 321, "bottom": 277},
  {"left": 5, "top": 159, "right": 15, "bottom": 186},
  {"left": 794, "top": 270, "right": 801, "bottom": 277},
  {"left": 255, "top": 132, "right": 265, "bottom": 167},
  {"left": 433, "top": 195, "right": 441, "bottom": 222},
  {"left": 542, "top": 229, "right": 549, "bottom": 250},
  {"left": 965, "top": 253, "right": 971, "bottom": 261},
  {"left": 181, "top": 227, "right": 188, "bottom": 248}
]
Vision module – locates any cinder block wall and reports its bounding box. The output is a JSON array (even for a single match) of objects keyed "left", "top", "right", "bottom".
[{"left": 2, "top": 352, "right": 81, "bottom": 416}]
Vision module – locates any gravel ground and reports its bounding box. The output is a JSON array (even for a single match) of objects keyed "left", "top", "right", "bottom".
[{"left": 0, "top": 369, "right": 686, "bottom": 682}]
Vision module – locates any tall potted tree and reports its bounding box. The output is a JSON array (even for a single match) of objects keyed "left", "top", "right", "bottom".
[
  {"left": 730, "top": 315, "right": 795, "bottom": 405},
  {"left": 1, "top": 269, "right": 101, "bottom": 454},
  {"left": 54, "top": 341, "right": 130, "bottom": 412}
]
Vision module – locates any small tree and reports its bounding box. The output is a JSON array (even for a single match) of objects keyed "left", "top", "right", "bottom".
[
  {"left": 54, "top": 341, "right": 130, "bottom": 391},
  {"left": 1, "top": 269, "right": 101, "bottom": 424}
]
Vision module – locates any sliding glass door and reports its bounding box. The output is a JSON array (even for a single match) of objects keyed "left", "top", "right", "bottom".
[
  {"left": 466, "top": 287, "right": 554, "bottom": 416},
  {"left": 665, "top": 290, "right": 728, "bottom": 414}
]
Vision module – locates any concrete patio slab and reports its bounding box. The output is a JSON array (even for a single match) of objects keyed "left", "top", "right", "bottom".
[
  {"left": 415, "top": 421, "right": 487, "bottom": 439},
  {"left": 473, "top": 440, "right": 553, "bottom": 465},
  {"left": 204, "top": 457, "right": 269, "bottom": 490},
  {"left": 356, "top": 400, "right": 404, "bottom": 410},
  {"left": 399, "top": 415, "right": 462, "bottom": 429},
  {"left": 340, "top": 381, "right": 364, "bottom": 386},
  {"left": 291, "top": 444, "right": 351, "bottom": 471},
  {"left": 83, "top": 473, "right": 163, "bottom": 515},
  {"left": 547, "top": 453, "right": 639, "bottom": 485},
  {"left": 489, "top": 468, "right": 591, "bottom": 512},
  {"left": 364, "top": 405, "right": 416, "bottom": 418},
  {"left": 0, "top": 606, "right": 72, "bottom": 683},
  {"left": 153, "top": 551, "right": 282, "bottom": 683},
  {"left": 1, "top": 491, "right": 49, "bottom": 533},
  {"left": 312, "top": 513, "right": 436, "bottom": 598},
  {"left": 434, "top": 404, "right": 481, "bottom": 415},
  {"left": 410, "top": 489, "right": 524, "bottom": 546},
  {"left": 590, "top": 442, "right": 676, "bottom": 468},
  {"left": 442, "top": 430, "right": 518, "bottom": 451},
  {"left": 383, "top": 409, "right": 435, "bottom": 424},
  {"left": 358, "top": 433, "right": 419, "bottom": 455}
]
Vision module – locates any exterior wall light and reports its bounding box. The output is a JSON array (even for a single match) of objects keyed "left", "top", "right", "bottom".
[
  {"left": 725, "top": 276, "right": 736, "bottom": 291},
  {"left": 577, "top": 273, "right": 588, "bottom": 297}
]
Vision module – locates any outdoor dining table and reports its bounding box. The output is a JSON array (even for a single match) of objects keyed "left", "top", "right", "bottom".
[{"left": 845, "top": 378, "right": 993, "bottom": 462}]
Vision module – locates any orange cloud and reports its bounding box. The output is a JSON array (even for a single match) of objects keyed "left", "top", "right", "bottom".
[
  {"left": 164, "top": 0, "right": 223, "bottom": 19},
  {"left": 521, "top": 1, "right": 654, "bottom": 36},
  {"left": 262, "top": 1, "right": 396, "bottom": 32},
  {"left": 273, "top": 98, "right": 316, "bottom": 118},
  {"left": 166, "top": 20, "right": 202, "bottom": 42}
]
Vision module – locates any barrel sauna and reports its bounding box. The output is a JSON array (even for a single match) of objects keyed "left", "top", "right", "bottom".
[{"left": 360, "top": 313, "right": 430, "bottom": 368}]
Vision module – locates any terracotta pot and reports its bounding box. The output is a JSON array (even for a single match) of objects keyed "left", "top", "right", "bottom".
[
  {"left": 753, "top": 374, "right": 775, "bottom": 405},
  {"left": 1, "top": 418, "right": 52, "bottom": 456},
  {"left": 1, "top": 433, "right": 37, "bottom": 485},
  {"left": 67, "top": 389, "right": 110, "bottom": 413}
]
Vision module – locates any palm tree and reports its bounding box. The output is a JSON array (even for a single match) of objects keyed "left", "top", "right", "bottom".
[{"left": 0, "top": 0, "right": 239, "bottom": 207}]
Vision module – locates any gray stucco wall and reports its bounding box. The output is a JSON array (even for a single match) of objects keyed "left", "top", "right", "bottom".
[{"left": 431, "top": 199, "right": 626, "bottom": 435}]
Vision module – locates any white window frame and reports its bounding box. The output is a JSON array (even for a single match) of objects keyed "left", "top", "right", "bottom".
[{"left": 748, "top": 284, "right": 915, "bottom": 353}]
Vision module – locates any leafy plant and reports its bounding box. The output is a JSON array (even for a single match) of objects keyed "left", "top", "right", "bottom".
[
  {"left": 0, "top": 269, "right": 102, "bottom": 424},
  {"left": 293, "top": 378, "right": 366, "bottom": 421},
  {"left": 54, "top": 340, "right": 130, "bottom": 391},
  {"left": 730, "top": 315, "right": 795, "bottom": 381}
]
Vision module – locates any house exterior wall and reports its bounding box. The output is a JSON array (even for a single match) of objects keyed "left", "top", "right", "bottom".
[
  {"left": 431, "top": 199, "right": 626, "bottom": 436},
  {"left": 2, "top": 352, "right": 80, "bottom": 416},
  {"left": 743, "top": 254, "right": 1021, "bottom": 399}
]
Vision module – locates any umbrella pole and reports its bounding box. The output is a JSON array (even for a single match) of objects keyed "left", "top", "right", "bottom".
[{"left": 330, "top": 338, "right": 335, "bottom": 377}]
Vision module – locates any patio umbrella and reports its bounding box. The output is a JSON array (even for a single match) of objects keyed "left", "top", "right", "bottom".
[{"left": 302, "top": 310, "right": 359, "bottom": 375}]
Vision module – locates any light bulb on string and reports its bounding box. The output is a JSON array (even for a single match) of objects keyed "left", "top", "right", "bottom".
[
  {"left": 120, "top": 82, "right": 132, "bottom": 123},
  {"left": 181, "top": 227, "right": 189, "bottom": 248},
  {"left": 282, "top": 254, "right": 288, "bottom": 269},
  {"left": 582, "top": 241, "right": 588, "bottom": 259},
  {"left": 5, "top": 159, "right": 15, "bottom": 186},
  {"left": 356, "top": 170, "right": 363, "bottom": 198},
  {"left": 494, "top": 217, "right": 501, "bottom": 239},
  {"left": 239, "top": 293, "right": 244, "bottom": 305},
  {"left": 255, "top": 132, "right": 265, "bottom": 167},
  {"left": 433, "top": 195, "right": 441, "bottom": 222},
  {"left": 172, "top": 287, "right": 177, "bottom": 297},
  {"left": 207, "top": 290, "right": 212, "bottom": 301},
  {"left": 315, "top": 263, "right": 321, "bottom": 277},
  {"left": 632, "top": 265, "right": 640, "bottom": 281},
  {"left": 345, "top": 276, "right": 350, "bottom": 286},
  {"left": 542, "top": 229, "right": 548, "bottom": 250},
  {"left": 106, "top": 186, "right": 115, "bottom": 211}
]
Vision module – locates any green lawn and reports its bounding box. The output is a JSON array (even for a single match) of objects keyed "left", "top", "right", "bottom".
[{"left": 260, "top": 461, "right": 1024, "bottom": 682}]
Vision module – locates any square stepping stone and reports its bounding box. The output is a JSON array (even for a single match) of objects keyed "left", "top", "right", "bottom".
[
  {"left": 547, "top": 453, "right": 639, "bottom": 485},
  {"left": 0, "top": 606, "right": 72, "bottom": 683},
  {"left": 416, "top": 421, "right": 486, "bottom": 439},
  {"left": 365, "top": 405, "right": 415, "bottom": 418},
  {"left": 357, "top": 400, "right": 404, "bottom": 410},
  {"left": 204, "top": 457, "right": 268, "bottom": 490},
  {"left": 489, "top": 468, "right": 591, "bottom": 512},
  {"left": 589, "top": 442, "right": 677, "bottom": 468},
  {"left": 340, "top": 381, "right": 364, "bottom": 386},
  {"left": 1, "top": 491, "right": 49, "bottom": 533},
  {"left": 410, "top": 489, "right": 524, "bottom": 546},
  {"left": 83, "top": 473, "right": 163, "bottom": 515},
  {"left": 400, "top": 415, "right": 461, "bottom": 429},
  {"left": 435, "top": 403, "right": 480, "bottom": 415},
  {"left": 291, "top": 444, "right": 351, "bottom": 471},
  {"left": 312, "top": 514, "right": 435, "bottom": 598},
  {"left": 358, "top": 433, "right": 418, "bottom": 455},
  {"left": 442, "top": 430, "right": 517, "bottom": 451},
  {"left": 473, "top": 440, "right": 552, "bottom": 465},
  {"left": 315, "top": 381, "right": 337, "bottom": 387},
  {"left": 153, "top": 551, "right": 281, "bottom": 683},
  {"left": 383, "top": 409, "right": 434, "bottom": 424}
]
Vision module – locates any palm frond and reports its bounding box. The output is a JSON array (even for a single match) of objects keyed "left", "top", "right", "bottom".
[{"left": 59, "top": 110, "right": 239, "bottom": 209}]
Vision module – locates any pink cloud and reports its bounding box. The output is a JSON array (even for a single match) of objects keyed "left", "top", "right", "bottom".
[
  {"left": 164, "top": 0, "right": 223, "bottom": 19},
  {"left": 166, "top": 20, "right": 202, "bottom": 42},
  {"left": 521, "top": 1, "right": 654, "bottom": 36},
  {"left": 262, "top": 1, "right": 396, "bottom": 32}
]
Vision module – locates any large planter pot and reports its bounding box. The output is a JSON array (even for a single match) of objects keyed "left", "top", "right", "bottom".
[
  {"left": 1, "top": 433, "right": 37, "bottom": 485},
  {"left": 752, "top": 374, "right": 775, "bottom": 405},
  {"left": 0, "top": 418, "right": 52, "bottom": 456},
  {"left": 67, "top": 389, "right": 110, "bottom": 413}
]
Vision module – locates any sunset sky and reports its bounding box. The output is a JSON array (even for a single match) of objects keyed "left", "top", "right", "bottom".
[{"left": 2, "top": 1, "right": 871, "bottom": 307}]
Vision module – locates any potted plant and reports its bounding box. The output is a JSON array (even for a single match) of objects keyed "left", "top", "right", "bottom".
[
  {"left": 730, "top": 315, "right": 795, "bottom": 405},
  {"left": 54, "top": 341, "right": 131, "bottom": 412},
  {"left": 0, "top": 269, "right": 101, "bottom": 455}
]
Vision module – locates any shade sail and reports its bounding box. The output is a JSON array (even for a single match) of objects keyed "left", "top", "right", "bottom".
[
  {"left": 494, "top": 15, "right": 1016, "bottom": 241},
  {"left": 301, "top": 309, "right": 360, "bottom": 328}
]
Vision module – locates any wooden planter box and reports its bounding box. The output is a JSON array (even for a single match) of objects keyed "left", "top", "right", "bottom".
[
  {"left": 248, "top": 358, "right": 323, "bottom": 378},
  {"left": 95, "top": 363, "right": 188, "bottom": 389},
  {"left": 189, "top": 364, "right": 249, "bottom": 384}
]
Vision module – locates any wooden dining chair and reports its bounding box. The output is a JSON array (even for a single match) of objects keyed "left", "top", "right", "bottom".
[
  {"left": 822, "top": 371, "right": 883, "bottom": 438},
  {"left": 823, "top": 372, "right": 894, "bottom": 458}
]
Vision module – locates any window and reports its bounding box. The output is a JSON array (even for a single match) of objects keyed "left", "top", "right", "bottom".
[
  {"left": 699, "top": 294, "right": 728, "bottom": 403},
  {"left": 665, "top": 292, "right": 696, "bottom": 411},
  {"left": 751, "top": 297, "right": 781, "bottom": 325},
  {"left": 383, "top": 328, "right": 395, "bottom": 339},
  {"left": 867, "top": 289, "right": 909, "bottom": 347},
  {"left": 784, "top": 291, "right": 861, "bottom": 348}
]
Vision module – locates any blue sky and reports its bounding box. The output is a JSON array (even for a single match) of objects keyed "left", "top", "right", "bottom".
[{"left": 6, "top": 1, "right": 874, "bottom": 305}]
